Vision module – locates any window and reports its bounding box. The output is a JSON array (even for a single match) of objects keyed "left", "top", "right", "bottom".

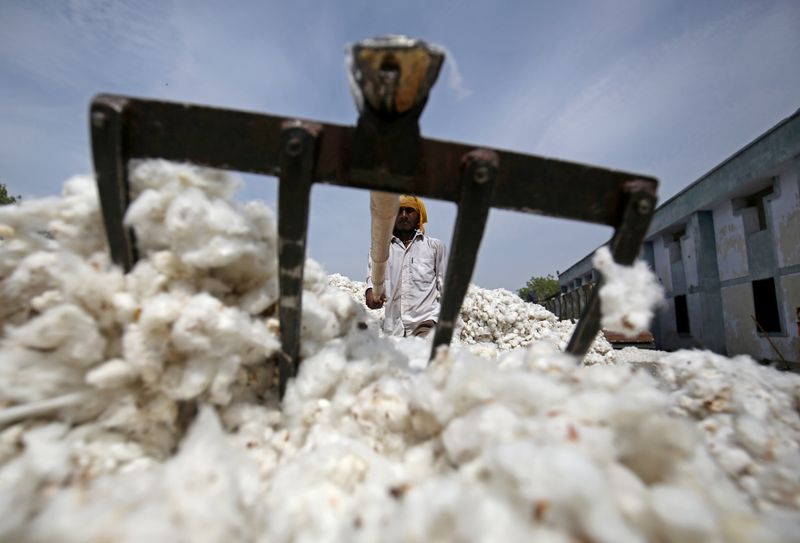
[
  {"left": 733, "top": 184, "right": 775, "bottom": 234},
  {"left": 668, "top": 229, "right": 685, "bottom": 263},
  {"left": 744, "top": 187, "right": 773, "bottom": 232},
  {"left": 752, "top": 278, "right": 781, "bottom": 333},
  {"left": 674, "top": 295, "right": 690, "bottom": 334}
]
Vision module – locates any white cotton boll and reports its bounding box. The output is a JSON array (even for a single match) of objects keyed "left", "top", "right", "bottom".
[
  {"left": 524, "top": 340, "right": 578, "bottom": 376},
  {"left": 112, "top": 291, "right": 139, "bottom": 324},
  {"left": 615, "top": 415, "right": 697, "bottom": 484},
  {"left": 208, "top": 356, "right": 244, "bottom": 406},
  {"left": 27, "top": 407, "right": 259, "bottom": 543},
  {"left": 389, "top": 478, "right": 536, "bottom": 543},
  {"left": 48, "top": 175, "right": 106, "bottom": 256},
  {"left": 0, "top": 196, "right": 60, "bottom": 241},
  {"left": 583, "top": 500, "right": 644, "bottom": 543},
  {"left": 304, "top": 258, "right": 328, "bottom": 293},
  {"left": 138, "top": 292, "right": 184, "bottom": 336},
  {"left": 169, "top": 294, "right": 278, "bottom": 382},
  {"left": 318, "top": 284, "right": 359, "bottom": 324},
  {"left": 0, "top": 456, "right": 40, "bottom": 541},
  {"left": 70, "top": 431, "right": 152, "bottom": 477},
  {"left": 716, "top": 446, "right": 753, "bottom": 476},
  {"left": 50, "top": 253, "right": 125, "bottom": 329},
  {"left": 389, "top": 335, "right": 431, "bottom": 371},
  {"left": 129, "top": 160, "right": 240, "bottom": 199},
  {"left": 0, "top": 425, "right": 25, "bottom": 466},
  {"left": 288, "top": 343, "right": 348, "bottom": 401},
  {"left": 22, "top": 423, "right": 72, "bottom": 481},
  {"left": 757, "top": 452, "right": 800, "bottom": 509},
  {"left": 160, "top": 356, "right": 218, "bottom": 400},
  {"left": 4, "top": 304, "right": 106, "bottom": 368},
  {"left": 166, "top": 187, "right": 248, "bottom": 238},
  {"left": 122, "top": 323, "right": 167, "bottom": 385},
  {"left": 262, "top": 439, "right": 396, "bottom": 542},
  {"left": 123, "top": 187, "right": 171, "bottom": 253},
  {"left": 179, "top": 228, "right": 256, "bottom": 269},
  {"left": 442, "top": 403, "right": 519, "bottom": 463},
  {"left": 300, "top": 291, "right": 343, "bottom": 356},
  {"left": 650, "top": 485, "right": 717, "bottom": 542},
  {"left": 593, "top": 246, "right": 664, "bottom": 336},
  {"left": 125, "top": 259, "right": 170, "bottom": 298},
  {"left": 238, "top": 279, "right": 278, "bottom": 315},
  {"left": 170, "top": 293, "right": 228, "bottom": 352},
  {"left": 93, "top": 393, "right": 180, "bottom": 457},
  {"left": 150, "top": 250, "right": 193, "bottom": 279},
  {"left": 735, "top": 414, "right": 771, "bottom": 458},
  {"left": 606, "top": 463, "right": 653, "bottom": 534},
  {"left": 351, "top": 375, "right": 412, "bottom": 437},
  {"left": 488, "top": 443, "right": 609, "bottom": 529},
  {"left": 86, "top": 358, "right": 138, "bottom": 389},
  {"left": 164, "top": 190, "right": 255, "bottom": 268},
  {"left": 0, "top": 348, "right": 86, "bottom": 406},
  {"left": 0, "top": 251, "right": 59, "bottom": 324},
  {"left": 345, "top": 322, "right": 404, "bottom": 366},
  {"left": 242, "top": 200, "right": 277, "bottom": 239},
  {"left": 30, "top": 288, "right": 64, "bottom": 312}
]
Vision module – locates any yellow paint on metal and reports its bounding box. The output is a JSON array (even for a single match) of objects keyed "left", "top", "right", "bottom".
[{"left": 358, "top": 48, "right": 431, "bottom": 113}]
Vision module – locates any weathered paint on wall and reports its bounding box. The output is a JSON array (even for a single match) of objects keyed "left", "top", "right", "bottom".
[
  {"left": 720, "top": 283, "right": 767, "bottom": 359},
  {"left": 721, "top": 279, "right": 800, "bottom": 363},
  {"left": 687, "top": 291, "right": 704, "bottom": 340},
  {"left": 779, "top": 274, "right": 800, "bottom": 361},
  {"left": 652, "top": 238, "right": 672, "bottom": 293},
  {"left": 714, "top": 202, "right": 748, "bottom": 282},
  {"left": 657, "top": 297, "right": 678, "bottom": 350},
  {"left": 771, "top": 167, "right": 800, "bottom": 268},
  {"left": 682, "top": 231, "right": 699, "bottom": 289}
]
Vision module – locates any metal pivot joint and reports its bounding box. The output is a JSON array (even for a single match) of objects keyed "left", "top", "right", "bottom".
[
  {"left": 431, "top": 149, "right": 499, "bottom": 357},
  {"left": 277, "top": 121, "right": 321, "bottom": 397}
]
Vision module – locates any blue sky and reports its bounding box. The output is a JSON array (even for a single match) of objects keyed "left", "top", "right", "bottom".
[{"left": 2, "top": 0, "right": 799, "bottom": 290}]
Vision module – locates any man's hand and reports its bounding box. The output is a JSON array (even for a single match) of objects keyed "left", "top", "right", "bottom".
[{"left": 365, "top": 288, "right": 386, "bottom": 309}]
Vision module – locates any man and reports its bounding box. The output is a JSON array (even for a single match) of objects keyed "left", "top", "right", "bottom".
[{"left": 365, "top": 195, "right": 446, "bottom": 337}]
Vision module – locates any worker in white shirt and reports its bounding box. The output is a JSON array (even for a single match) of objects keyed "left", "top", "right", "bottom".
[{"left": 365, "top": 195, "right": 446, "bottom": 337}]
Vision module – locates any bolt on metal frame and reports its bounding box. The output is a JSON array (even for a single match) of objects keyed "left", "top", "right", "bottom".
[{"left": 90, "top": 36, "right": 657, "bottom": 397}]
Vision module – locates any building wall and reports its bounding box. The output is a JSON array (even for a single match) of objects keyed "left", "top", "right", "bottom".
[
  {"left": 652, "top": 213, "right": 725, "bottom": 353},
  {"left": 714, "top": 202, "right": 749, "bottom": 282},
  {"left": 773, "top": 160, "right": 800, "bottom": 268},
  {"left": 552, "top": 110, "right": 799, "bottom": 362}
]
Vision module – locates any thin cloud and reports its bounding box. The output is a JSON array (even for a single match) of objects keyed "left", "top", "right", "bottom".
[{"left": 438, "top": 45, "right": 471, "bottom": 101}]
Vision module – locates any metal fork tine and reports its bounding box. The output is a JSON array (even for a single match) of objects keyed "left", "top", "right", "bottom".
[
  {"left": 90, "top": 96, "right": 138, "bottom": 272},
  {"left": 277, "top": 121, "right": 321, "bottom": 397},
  {"left": 431, "top": 150, "right": 499, "bottom": 358},
  {"left": 566, "top": 180, "right": 657, "bottom": 358}
]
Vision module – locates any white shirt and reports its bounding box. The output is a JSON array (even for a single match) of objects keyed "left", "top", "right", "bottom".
[{"left": 367, "top": 231, "right": 447, "bottom": 336}]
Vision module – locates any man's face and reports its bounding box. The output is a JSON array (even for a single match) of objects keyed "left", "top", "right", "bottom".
[{"left": 394, "top": 206, "right": 420, "bottom": 233}]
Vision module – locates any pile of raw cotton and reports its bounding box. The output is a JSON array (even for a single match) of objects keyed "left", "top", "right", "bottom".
[
  {"left": 328, "top": 274, "right": 616, "bottom": 363},
  {"left": 1, "top": 161, "right": 798, "bottom": 542}
]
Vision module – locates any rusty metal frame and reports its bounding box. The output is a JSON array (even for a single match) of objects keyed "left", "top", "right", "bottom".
[{"left": 90, "top": 94, "right": 657, "bottom": 394}]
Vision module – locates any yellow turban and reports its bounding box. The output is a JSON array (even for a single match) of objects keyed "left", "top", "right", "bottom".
[{"left": 399, "top": 194, "right": 428, "bottom": 234}]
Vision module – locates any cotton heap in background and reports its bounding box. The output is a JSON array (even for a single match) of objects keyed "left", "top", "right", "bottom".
[{"left": 0, "top": 161, "right": 798, "bottom": 542}]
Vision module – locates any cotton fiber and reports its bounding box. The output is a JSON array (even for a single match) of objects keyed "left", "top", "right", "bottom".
[{"left": 1, "top": 161, "right": 798, "bottom": 542}]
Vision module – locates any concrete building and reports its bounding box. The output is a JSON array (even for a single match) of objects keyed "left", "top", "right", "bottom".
[{"left": 547, "top": 108, "right": 800, "bottom": 363}]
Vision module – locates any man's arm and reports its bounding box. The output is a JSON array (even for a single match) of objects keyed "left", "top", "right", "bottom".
[
  {"left": 434, "top": 239, "right": 447, "bottom": 294},
  {"left": 365, "top": 251, "right": 385, "bottom": 309}
]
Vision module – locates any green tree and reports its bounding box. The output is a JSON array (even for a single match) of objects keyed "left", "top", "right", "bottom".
[
  {"left": 0, "top": 182, "right": 21, "bottom": 205},
  {"left": 517, "top": 274, "right": 560, "bottom": 302}
]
